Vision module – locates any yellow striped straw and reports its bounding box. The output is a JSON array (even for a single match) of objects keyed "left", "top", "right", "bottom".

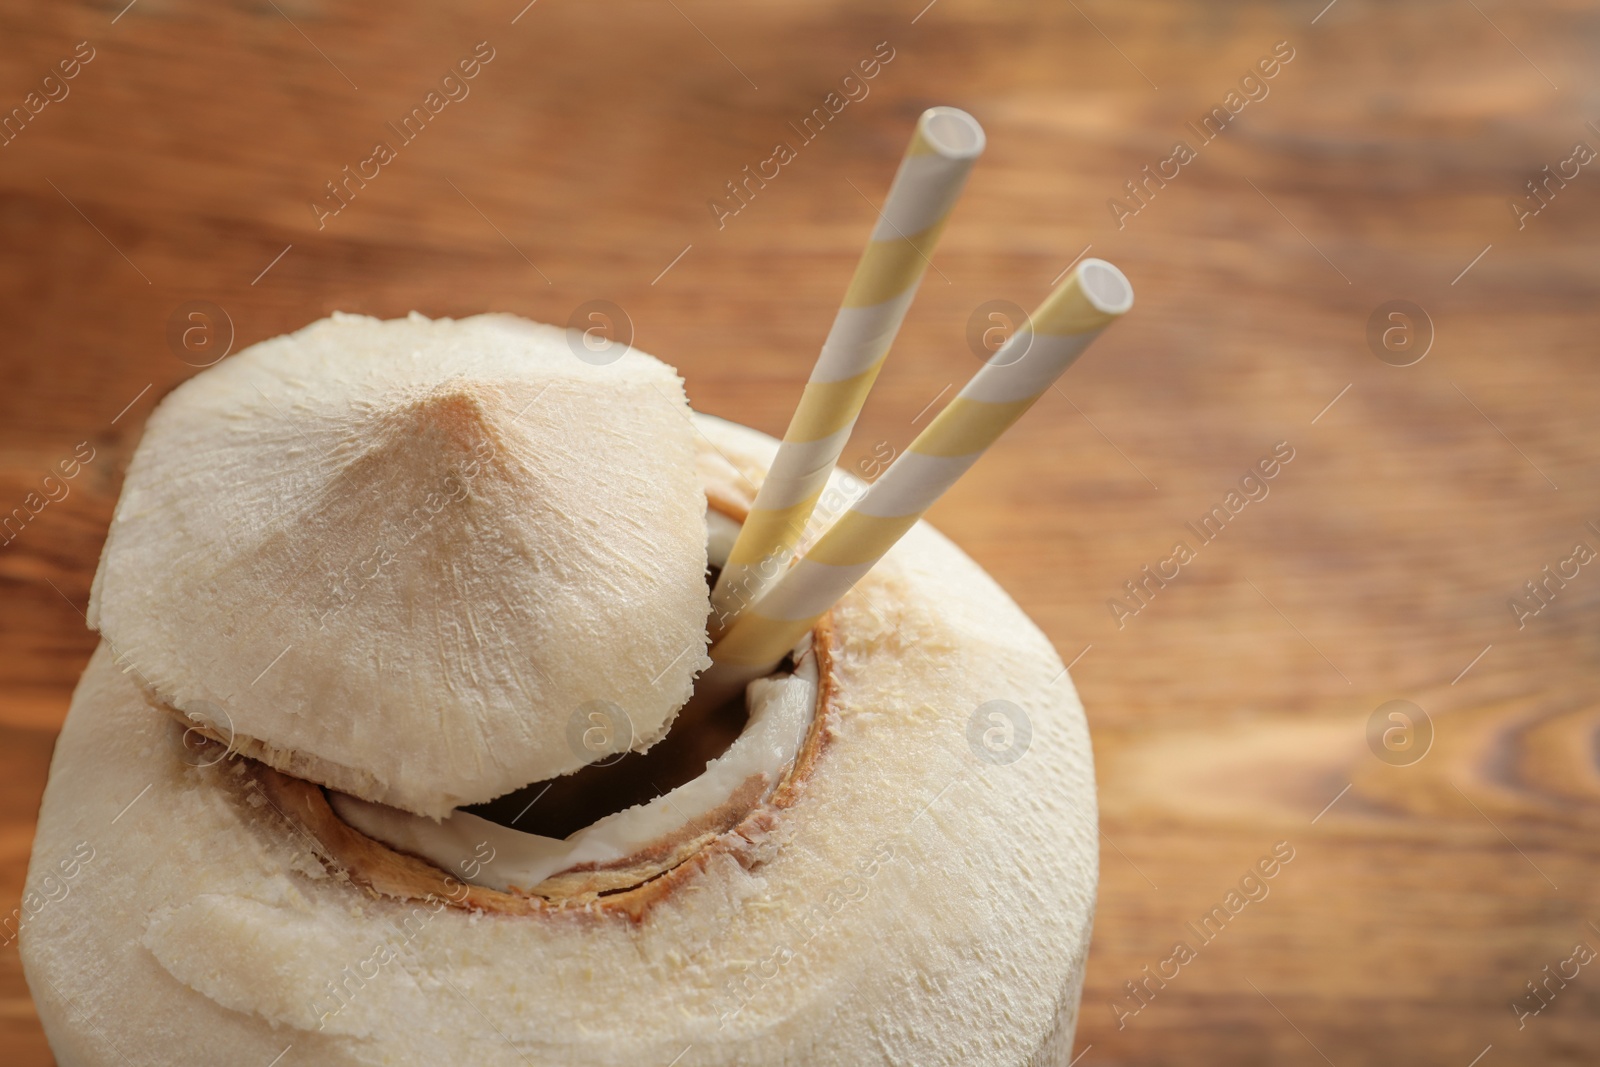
[
  {"left": 708, "top": 106, "right": 986, "bottom": 639},
  {"left": 701, "top": 259, "right": 1134, "bottom": 702}
]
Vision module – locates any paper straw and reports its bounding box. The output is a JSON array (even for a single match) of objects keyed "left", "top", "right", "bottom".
[
  {"left": 701, "top": 259, "right": 1134, "bottom": 701},
  {"left": 708, "top": 106, "right": 986, "bottom": 638}
]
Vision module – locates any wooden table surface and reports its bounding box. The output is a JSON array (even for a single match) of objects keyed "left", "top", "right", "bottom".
[{"left": 4, "top": 1, "right": 1599, "bottom": 1063}]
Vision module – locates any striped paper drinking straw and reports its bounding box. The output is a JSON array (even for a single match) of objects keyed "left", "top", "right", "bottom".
[
  {"left": 701, "top": 259, "right": 1134, "bottom": 702},
  {"left": 708, "top": 106, "right": 986, "bottom": 638}
]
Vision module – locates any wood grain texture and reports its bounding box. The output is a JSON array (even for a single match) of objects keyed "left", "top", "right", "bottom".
[{"left": 2, "top": 0, "right": 1599, "bottom": 1063}]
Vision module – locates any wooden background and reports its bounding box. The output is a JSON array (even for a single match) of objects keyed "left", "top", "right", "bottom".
[{"left": 3, "top": 0, "right": 1599, "bottom": 1063}]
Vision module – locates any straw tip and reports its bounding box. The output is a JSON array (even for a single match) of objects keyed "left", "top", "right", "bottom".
[
  {"left": 1075, "top": 258, "right": 1135, "bottom": 316},
  {"left": 917, "top": 107, "right": 986, "bottom": 160}
]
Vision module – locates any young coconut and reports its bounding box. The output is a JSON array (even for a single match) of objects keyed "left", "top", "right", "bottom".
[{"left": 20, "top": 316, "right": 1100, "bottom": 1066}]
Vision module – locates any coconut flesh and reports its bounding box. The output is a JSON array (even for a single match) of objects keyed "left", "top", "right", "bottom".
[{"left": 330, "top": 510, "right": 820, "bottom": 894}]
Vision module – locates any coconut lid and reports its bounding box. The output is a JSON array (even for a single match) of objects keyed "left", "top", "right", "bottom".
[{"left": 88, "top": 312, "right": 710, "bottom": 818}]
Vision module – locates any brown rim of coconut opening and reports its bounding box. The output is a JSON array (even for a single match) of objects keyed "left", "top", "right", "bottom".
[{"left": 172, "top": 479, "right": 835, "bottom": 922}]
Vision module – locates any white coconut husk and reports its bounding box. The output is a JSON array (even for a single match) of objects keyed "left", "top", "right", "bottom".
[
  {"left": 22, "top": 415, "right": 1098, "bottom": 1067},
  {"left": 86, "top": 312, "right": 710, "bottom": 817}
]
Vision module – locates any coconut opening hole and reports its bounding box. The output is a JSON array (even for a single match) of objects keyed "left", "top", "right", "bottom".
[
  {"left": 462, "top": 562, "right": 756, "bottom": 840},
  {"left": 461, "top": 688, "right": 750, "bottom": 839}
]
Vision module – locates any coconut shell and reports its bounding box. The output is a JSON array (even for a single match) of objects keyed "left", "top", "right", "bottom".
[{"left": 87, "top": 313, "right": 710, "bottom": 817}]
